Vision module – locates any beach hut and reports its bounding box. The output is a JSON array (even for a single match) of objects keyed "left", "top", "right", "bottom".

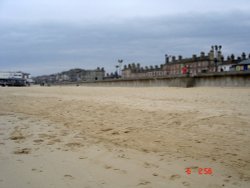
[{"left": 236, "top": 59, "right": 250, "bottom": 71}]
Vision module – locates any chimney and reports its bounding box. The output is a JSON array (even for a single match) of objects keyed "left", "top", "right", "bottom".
[
  {"left": 132, "top": 63, "right": 136, "bottom": 69},
  {"left": 200, "top": 52, "right": 205, "bottom": 58},
  {"left": 165, "top": 54, "right": 169, "bottom": 64},
  {"left": 192, "top": 54, "right": 197, "bottom": 60},
  {"left": 178, "top": 55, "right": 182, "bottom": 61},
  {"left": 172, "top": 56, "right": 176, "bottom": 62},
  {"left": 230, "top": 54, "right": 235, "bottom": 61}
]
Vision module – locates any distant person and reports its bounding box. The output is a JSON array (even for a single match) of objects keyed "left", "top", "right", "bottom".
[{"left": 181, "top": 66, "right": 188, "bottom": 74}]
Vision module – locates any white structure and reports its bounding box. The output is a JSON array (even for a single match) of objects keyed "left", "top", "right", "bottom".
[
  {"left": 0, "top": 71, "right": 30, "bottom": 79},
  {"left": 0, "top": 71, "right": 31, "bottom": 86},
  {"left": 218, "top": 64, "right": 232, "bottom": 72}
]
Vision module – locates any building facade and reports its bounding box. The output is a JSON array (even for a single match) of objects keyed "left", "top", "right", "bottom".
[
  {"left": 34, "top": 67, "right": 105, "bottom": 84},
  {"left": 0, "top": 71, "right": 31, "bottom": 86},
  {"left": 122, "top": 46, "right": 249, "bottom": 79}
]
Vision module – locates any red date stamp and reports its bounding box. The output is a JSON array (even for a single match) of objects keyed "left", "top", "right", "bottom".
[{"left": 185, "top": 168, "right": 213, "bottom": 175}]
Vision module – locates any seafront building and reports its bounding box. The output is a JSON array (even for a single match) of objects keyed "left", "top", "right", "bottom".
[
  {"left": 0, "top": 71, "right": 32, "bottom": 86},
  {"left": 2, "top": 45, "right": 249, "bottom": 86},
  {"left": 34, "top": 67, "right": 105, "bottom": 85},
  {"left": 122, "top": 46, "right": 250, "bottom": 79}
]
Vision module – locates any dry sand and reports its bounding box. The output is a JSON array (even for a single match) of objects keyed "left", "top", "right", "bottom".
[{"left": 0, "top": 86, "right": 250, "bottom": 188}]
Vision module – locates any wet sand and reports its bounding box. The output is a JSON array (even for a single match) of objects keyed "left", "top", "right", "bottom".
[{"left": 0, "top": 86, "right": 250, "bottom": 188}]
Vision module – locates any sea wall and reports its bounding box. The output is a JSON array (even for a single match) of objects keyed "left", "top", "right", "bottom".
[
  {"left": 57, "top": 71, "right": 250, "bottom": 87},
  {"left": 71, "top": 76, "right": 194, "bottom": 87},
  {"left": 194, "top": 71, "right": 250, "bottom": 87}
]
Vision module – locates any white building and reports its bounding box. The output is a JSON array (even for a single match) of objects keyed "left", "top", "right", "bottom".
[
  {"left": 0, "top": 71, "right": 30, "bottom": 79},
  {"left": 218, "top": 64, "right": 233, "bottom": 72},
  {"left": 0, "top": 71, "right": 31, "bottom": 86}
]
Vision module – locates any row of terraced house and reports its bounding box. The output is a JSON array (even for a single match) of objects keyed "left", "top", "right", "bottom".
[{"left": 121, "top": 45, "right": 250, "bottom": 79}]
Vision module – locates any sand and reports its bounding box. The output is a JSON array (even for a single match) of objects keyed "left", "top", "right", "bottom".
[{"left": 0, "top": 86, "right": 249, "bottom": 188}]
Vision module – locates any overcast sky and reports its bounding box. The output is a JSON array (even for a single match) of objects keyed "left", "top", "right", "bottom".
[{"left": 0, "top": 0, "right": 250, "bottom": 76}]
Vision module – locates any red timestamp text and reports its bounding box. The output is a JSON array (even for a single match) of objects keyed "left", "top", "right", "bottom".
[{"left": 185, "top": 167, "right": 213, "bottom": 175}]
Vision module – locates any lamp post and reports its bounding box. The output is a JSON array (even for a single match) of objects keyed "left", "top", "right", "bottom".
[
  {"left": 213, "top": 45, "right": 222, "bottom": 72},
  {"left": 118, "top": 59, "right": 123, "bottom": 76},
  {"left": 115, "top": 65, "right": 119, "bottom": 78}
]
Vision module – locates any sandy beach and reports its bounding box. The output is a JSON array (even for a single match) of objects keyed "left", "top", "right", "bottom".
[{"left": 0, "top": 86, "right": 250, "bottom": 188}]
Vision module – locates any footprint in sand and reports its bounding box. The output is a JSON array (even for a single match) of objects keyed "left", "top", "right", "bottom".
[
  {"left": 182, "top": 181, "right": 190, "bottom": 186},
  {"left": 225, "top": 153, "right": 238, "bottom": 156},
  {"left": 117, "top": 153, "right": 129, "bottom": 159},
  {"left": 169, "top": 174, "right": 181, "bottom": 180},
  {"left": 60, "top": 130, "right": 69, "bottom": 136},
  {"left": 14, "top": 148, "right": 31, "bottom": 155},
  {"left": 9, "top": 130, "right": 25, "bottom": 141},
  {"left": 31, "top": 168, "right": 43, "bottom": 172},
  {"left": 100, "top": 128, "right": 113, "bottom": 132},
  {"left": 224, "top": 179, "right": 230, "bottom": 183},
  {"left": 141, "top": 148, "right": 150, "bottom": 153},
  {"left": 104, "top": 165, "right": 112, "bottom": 169},
  {"left": 143, "top": 162, "right": 159, "bottom": 168},
  {"left": 113, "top": 168, "right": 127, "bottom": 174},
  {"left": 47, "top": 138, "right": 61, "bottom": 145},
  {"left": 104, "top": 165, "right": 127, "bottom": 174},
  {"left": 38, "top": 133, "right": 55, "bottom": 139},
  {"left": 111, "top": 131, "right": 120, "bottom": 135},
  {"left": 33, "top": 139, "right": 44, "bottom": 144},
  {"left": 47, "top": 141, "right": 56, "bottom": 145},
  {"left": 64, "top": 174, "right": 74, "bottom": 180},
  {"left": 79, "top": 156, "right": 88, "bottom": 159},
  {"left": 65, "top": 142, "right": 83, "bottom": 149},
  {"left": 137, "top": 180, "right": 151, "bottom": 186}
]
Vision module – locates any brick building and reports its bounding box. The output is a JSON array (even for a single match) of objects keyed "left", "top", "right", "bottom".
[{"left": 122, "top": 46, "right": 248, "bottom": 79}]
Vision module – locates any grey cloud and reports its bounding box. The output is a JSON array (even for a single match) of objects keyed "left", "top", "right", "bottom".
[{"left": 0, "top": 12, "right": 250, "bottom": 76}]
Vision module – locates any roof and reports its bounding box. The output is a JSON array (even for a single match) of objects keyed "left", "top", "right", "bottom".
[
  {"left": 238, "top": 59, "right": 250, "bottom": 65},
  {"left": 0, "top": 71, "right": 30, "bottom": 74}
]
